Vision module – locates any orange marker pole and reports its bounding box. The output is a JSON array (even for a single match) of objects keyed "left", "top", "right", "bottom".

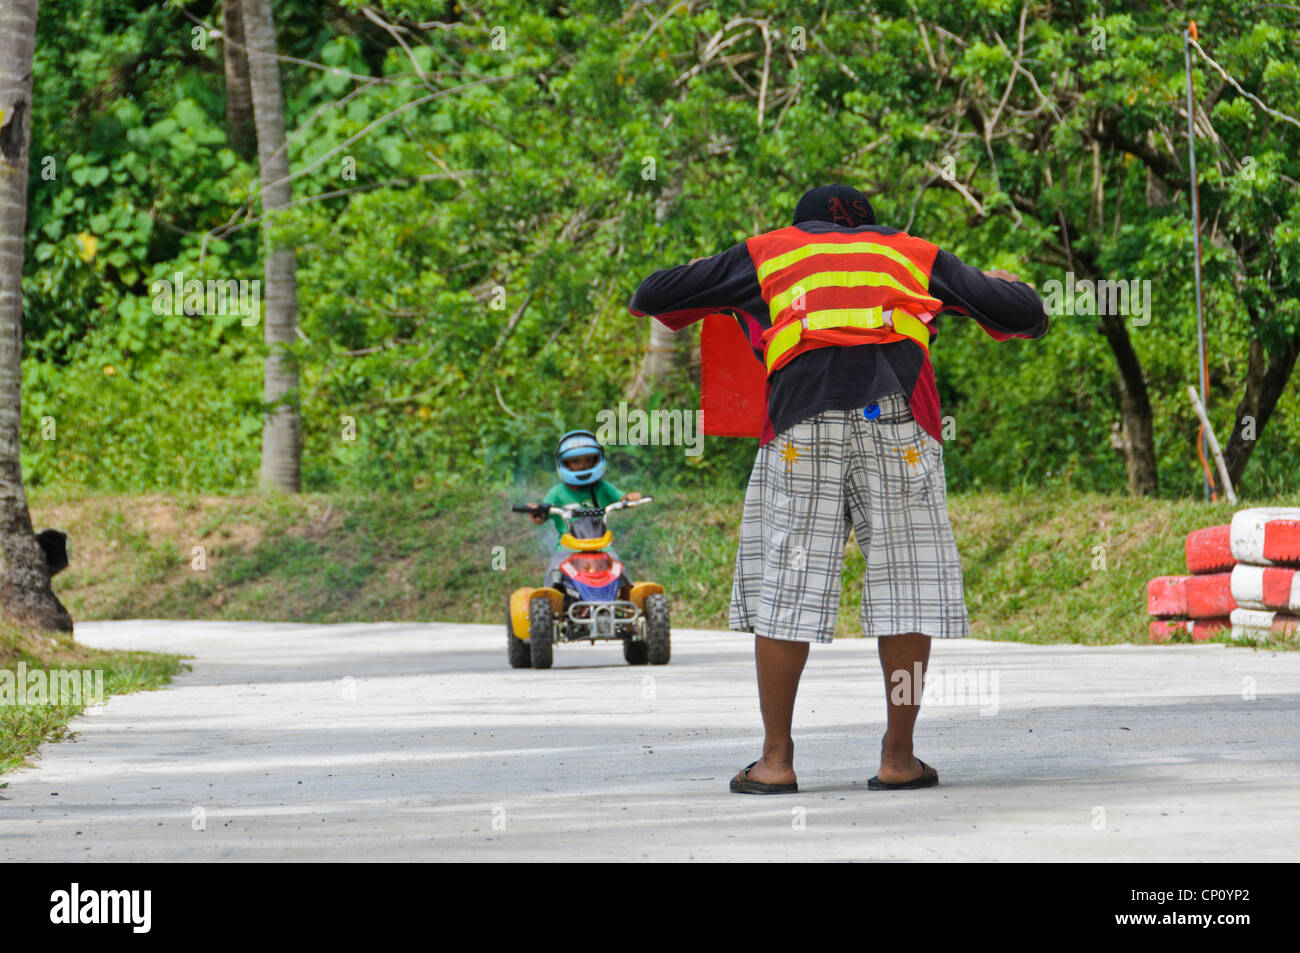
[{"left": 1184, "top": 21, "right": 1212, "bottom": 501}]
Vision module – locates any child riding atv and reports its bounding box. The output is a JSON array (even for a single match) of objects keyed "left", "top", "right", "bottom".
[
  {"left": 508, "top": 430, "right": 669, "bottom": 669},
  {"left": 527, "top": 430, "right": 642, "bottom": 589}
]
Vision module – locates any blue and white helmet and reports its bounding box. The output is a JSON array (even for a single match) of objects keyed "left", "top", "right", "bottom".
[{"left": 555, "top": 430, "right": 606, "bottom": 486}]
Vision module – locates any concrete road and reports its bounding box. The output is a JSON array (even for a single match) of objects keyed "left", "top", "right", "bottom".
[{"left": 2, "top": 621, "right": 1298, "bottom": 862}]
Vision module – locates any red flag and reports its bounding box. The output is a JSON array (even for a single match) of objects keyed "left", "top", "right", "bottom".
[{"left": 700, "top": 313, "right": 768, "bottom": 438}]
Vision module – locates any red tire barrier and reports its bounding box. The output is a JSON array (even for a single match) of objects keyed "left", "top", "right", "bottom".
[
  {"left": 1147, "top": 576, "right": 1188, "bottom": 617},
  {"left": 1185, "top": 572, "right": 1236, "bottom": 618},
  {"left": 1149, "top": 618, "right": 1230, "bottom": 642},
  {"left": 1185, "top": 524, "right": 1234, "bottom": 574},
  {"left": 1230, "top": 508, "right": 1300, "bottom": 567},
  {"left": 1230, "top": 564, "right": 1300, "bottom": 612},
  {"left": 1147, "top": 573, "right": 1234, "bottom": 618}
]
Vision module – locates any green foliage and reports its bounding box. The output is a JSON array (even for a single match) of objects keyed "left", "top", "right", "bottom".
[{"left": 21, "top": 0, "right": 1300, "bottom": 497}]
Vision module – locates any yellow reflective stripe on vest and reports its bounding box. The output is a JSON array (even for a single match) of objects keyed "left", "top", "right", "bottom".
[
  {"left": 764, "top": 309, "right": 931, "bottom": 372},
  {"left": 755, "top": 241, "right": 930, "bottom": 289},
  {"left": 767, "top": 270, "right": 940, "bottom": 317},
  {"left": 889, "top": 310, "right": 931, "bottom": 349},
  {"left": 804, "top": 308, "right": 886, "bottom": 331}
]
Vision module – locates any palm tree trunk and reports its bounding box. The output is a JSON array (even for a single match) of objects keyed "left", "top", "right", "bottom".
[
  {"left": 222, "top": 0, "right": 255, "bottom": 158},
  {"left": 244, "top": 0, "right": 301, "bottom": 492},
  {"left": 631, "top": 182, "right": 689, "bottom": 400},
  {"left": 0, "top": 0, "right": 72, "bottom": 632}
]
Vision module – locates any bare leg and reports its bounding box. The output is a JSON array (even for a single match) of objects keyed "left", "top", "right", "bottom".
[
  {"left": 739, "top": 635, "right": 809, "bottom": 785},
  {"left": 876, "top": 632, "right": 931, "bottom": 783}
]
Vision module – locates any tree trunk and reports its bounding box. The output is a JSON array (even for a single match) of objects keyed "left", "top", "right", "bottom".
[
  {"left": 633, "top": 317, "right": 687, "bottom": 398},
  {"left": 1097, "top": 311, "right": 1159, "bottom": 496},
  {"left": 244, "top": 0, "right": 301, "bottom": 493},
  {"left": 0, "top": 0, "right": 73, "bottom": 632},
  {"left": 1008, "top": 180, "right": 1161, "bottom": 497},
  {"left": 630, "top": 182, "right": 688, "bottom": 400},
  {"left": 1224, "top": 331, "right": 1299, "bottom": 488},
  {"left": 222, "top": 0, "right": 255, "bottom": 158}
]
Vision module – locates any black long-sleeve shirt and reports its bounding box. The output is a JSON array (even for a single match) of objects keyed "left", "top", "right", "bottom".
[{"left": 629, "top": 220, "right": 1048, "bottom": 443}]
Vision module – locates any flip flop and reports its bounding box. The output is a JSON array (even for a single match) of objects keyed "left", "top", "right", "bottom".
[
  {"left": 729, "top": 761, "right": 798, "bottom": 795},
  {"left": 868, "top": 759, "right": 939, "bottom": 791}
]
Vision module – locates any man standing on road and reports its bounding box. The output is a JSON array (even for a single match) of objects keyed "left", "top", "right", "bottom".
[{"left": 629, "top": 184, "right": 1048, "bottom": 793}]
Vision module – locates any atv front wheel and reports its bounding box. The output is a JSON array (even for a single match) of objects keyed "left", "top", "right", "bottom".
[
  {"left": 645, "top": 593, "right": 671, "bottom": 665},
  {"left": 529, "top": 596, "right": 554, "bottom": 669},
  {"left": 623, "top": 636, "right": 648, "bottom": 665},
  {"left": 507, "top": 603, "right": 531, "bottom": 669}
]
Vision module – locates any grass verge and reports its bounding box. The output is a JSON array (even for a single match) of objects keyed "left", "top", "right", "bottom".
[
  {"left": 0, "top": 622, "right": 187, "bottom": 775},
  {"left": 25, "top": 485, "right": 1300, "bottom": 647}
]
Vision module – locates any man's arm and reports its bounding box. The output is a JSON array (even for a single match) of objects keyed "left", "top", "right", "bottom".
[
  {"left": 629, "top": 241, "right": 763, "bottom": 330},
  {"left": 928, "top": 249, "right": 1049, "bottom": 341}
]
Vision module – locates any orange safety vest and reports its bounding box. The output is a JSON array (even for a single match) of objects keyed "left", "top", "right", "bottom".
[{"left": 745, "top": 227, "right": 942, "bottom": 375}]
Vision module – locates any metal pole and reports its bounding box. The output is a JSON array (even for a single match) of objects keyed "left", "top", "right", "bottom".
[
  {"left": 1187, "top": 386, "right": 1237, "bottom": 504},
  {"left": 1184, "top": 23, "right": 1211, "bottom": 501}
]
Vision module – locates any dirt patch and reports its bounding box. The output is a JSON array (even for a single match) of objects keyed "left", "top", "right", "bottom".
[
  {"left": 202, "top": 520, "right": 266, "bottom": 549},
  {"left": 284, "top": 499, "right": 347, "bottom": 541},
  {"left": 1105, "top": 512, "right": 1167, "bottom": 560}
]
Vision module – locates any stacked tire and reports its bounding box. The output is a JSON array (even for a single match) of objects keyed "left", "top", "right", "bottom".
[
  {"left": 1148, "top": 523, "right": 1236, "bottom": 641},
  {"left": 1226, "top": 508, "right": 1300, "bottom": 643},
  {"left": 1147, "top": 509, "right": 1300, "bottom": 644}
]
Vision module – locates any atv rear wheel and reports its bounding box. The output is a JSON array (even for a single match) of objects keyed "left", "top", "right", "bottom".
[
  {"left": 507, "top": 603, "right": 531, "bottom": 669},
  {"left": 645, "top": 593, "right": 671, "bottom": 665},
  {"left": 529, "top": 596, "right": 554, "bottom": 669}
]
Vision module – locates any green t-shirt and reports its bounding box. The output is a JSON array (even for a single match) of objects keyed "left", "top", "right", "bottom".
[{"left": 542, "top": 479, "right": 622, "bottom": 545}]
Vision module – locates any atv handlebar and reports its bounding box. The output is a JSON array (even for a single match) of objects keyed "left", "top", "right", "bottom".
[
  {"left": 513, "top": 497, "right": 654, "bottom": 519},
  {"left": 604, "top": 496, "right": 654, "bottom": 514}
]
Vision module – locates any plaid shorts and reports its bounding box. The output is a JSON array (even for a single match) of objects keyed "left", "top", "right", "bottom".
[{"left": 729, "top": 393, "right": 970, "bottom": 643}]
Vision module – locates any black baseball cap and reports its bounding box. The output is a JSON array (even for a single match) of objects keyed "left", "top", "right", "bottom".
[{"left": 792, "top": 185, "right": 876, "bottom": 227}]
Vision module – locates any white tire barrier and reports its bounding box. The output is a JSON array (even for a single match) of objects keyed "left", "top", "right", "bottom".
[
  {"left": 1229, "top": 607, "right": 1300, "bottom": 642},
  {"left": 1230, "top": 564, "right": 1300, "bottom": 612},
  {"left": 1229, "top": 508, "right": 1300, "bottom": 567}
]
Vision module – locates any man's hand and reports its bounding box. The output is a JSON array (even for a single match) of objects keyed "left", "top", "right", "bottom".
[
  {"left": 985, "top": 268, "right": 1035, "bottom": 289},
  {"left": 527, "top": 503, "right": 547, "bottom": 525},
  {"left": 622, "top": 492, "right": 643, "bottom": 503}
]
